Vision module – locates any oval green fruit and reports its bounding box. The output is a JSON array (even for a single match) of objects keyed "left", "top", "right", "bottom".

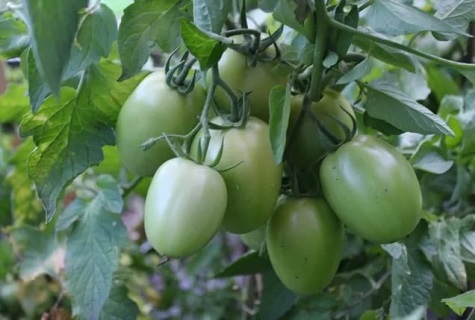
[
  {"left": 144, "top": 158, "right": 227, "bottom": 258},
  {"left": 191, "top": 117, "right": 283, "bottom": 234},
  {"left": 116, "top": 71, "right": 205, "bottom": 177},
  {"left": 240, "top": 223, "right": 266, "bottom": 251},
  {"left": 212, "top": 42, "right": 289, "bottom": 122},
  {"left": 320, "top": 135, "right": 422, "bottom": 244},
  {"left": 266, "top": 197, "right": 344, "bottom": 295},
  {"left": 287, "top": 89, "right": 356, "bottom": 173}
]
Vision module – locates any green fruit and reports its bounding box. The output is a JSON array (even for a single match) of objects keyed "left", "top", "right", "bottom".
[
  {"left": 212, "top": 39, "right": 289, "bottom": 122},
  {"left": 320, "top": 135, "right": 422, "bottom": 244},
  {"left": 144, "top": 158, "right": 227, "bottom": 257},
  {"left": 266, "top": 197, "right": 344, "bottom": 295},
  {"left": 240, "top": 223, "right": 266, "bottom": 251},
  {"left": 191, "top": 117, "right": 282, "bottom": 234},
  {"left": 116, "top": 71, "right": 205, "bottom": 176},
  {"left": 287, "top": 89, "right": 356, "bottom": 172}
]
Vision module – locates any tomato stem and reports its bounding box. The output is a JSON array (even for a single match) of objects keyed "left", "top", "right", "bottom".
[
  {"left": 308, "top": 0, "right": 329, "bottom": 102},
  {"left": 198, "top": 67, "right": 220, "bottom": 162},
  {"left": 121, "top": 177, "right": 143, "bottom": 198},
  {"left": 323, "top": 8, "right": 475, "bottom": 73}
]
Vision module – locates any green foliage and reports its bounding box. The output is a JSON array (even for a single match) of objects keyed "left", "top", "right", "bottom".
[
  {"left": 23, "top": 0, "right": 89, "bottom": 94},
  {"left": 1, "top": 0, "right": 475, "bottom": 318}
]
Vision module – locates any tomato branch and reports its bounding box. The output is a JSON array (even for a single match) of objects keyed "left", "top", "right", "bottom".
[
  {"left": 308, "top": 0, "right": 329, "bottom": 102},
  {"left": 324, "top": 9, "right": 475, "bottom": 72}
]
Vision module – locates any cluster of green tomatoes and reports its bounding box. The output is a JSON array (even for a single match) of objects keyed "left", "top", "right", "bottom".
[{"left": 115, "top": 44, "right": 423, "bottom": 295}]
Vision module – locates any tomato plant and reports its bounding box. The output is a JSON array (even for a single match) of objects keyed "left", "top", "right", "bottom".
[
  {"left": 287, "top": 88, "right": 356, "bottom": 173},
  {"left": 2, "top": 0, "right": 475, "bottom": 319},
  {"left": 144, "top": 157, "right": 227, "bottom": 258},
  {"left": 320, "top": 135, "right": 423, "bottom": 244},
  {"left": 116, "top": 71, "right": 205, "bottom": 177},
  {"left": 266, "top": 197, "right": 344, "bottom": 295},
  {"left": 191, "top": 117, "right": 282, "bottom": 234},
  {"left": 211, "top": 42, "right": 289, "bottom": 122}
]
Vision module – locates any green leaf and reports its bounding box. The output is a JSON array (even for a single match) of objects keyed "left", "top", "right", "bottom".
[
  {"left": 383, "top": 243, "right": 433, "bottom": 319},
  {"left": 23, "top": 0, "right": 88, "bottom": 94},
  {"left": 273, "top": 0, "right": 313, "bottom": 42},
  {"left": 118, "top": 0, "right": 191, "bottom": 80},
  {"left": 99, "top": 282, "right": 139, "bottom": 320},
  {"left": 56, "top": 198, "right": 87, "bottom": 232},
  {"left": 423, "top": 218, "right": 467, "bottom": 290},
  {"left": 393, "top": 306, "right": 426, "bottom": 320},
  {"left": 257, "top": 269, "right": 297, "bottom": 320},
  {"left": 65, "top": 176, "right": 128, "bottom": 320},
  {"left": 0, "top": 242, "right": 14, "bottom": 280},
  {"left": 449, "top": 164, "right": 472, "bottom": 204},
  {"left": 10, "top": 226, "right": 61, "bottom": 281},
  {"left": 455, "top": 66, "right": 475, "bottom": 86},
  {"left": 442, "top": 290, "right": 475, "bottom": 316},
  {"left": 329, "top": 2, "right": 358, "bottom": 58},
  {"left": 258, "top": 0, "right": 279, "bottom": 12},
  {"left": 459, "top": 110, "right": 475, "bottom": 159},
  {"left": 180, "top": 19, "right": 226, "bottom": 70},
  {"left": 214, "top": 251, "right": 272, "bottom": 278},
  {"left": 434, "top": 0, "right": 475, "bottom": 40},
  {"left": 193, "top": 0, "right": 232, "bottom": 33},
  {"left": 353, "top": 36, "right": 416, "bottom": 73},
  {"left": 362, "top": 112, "right": 404, "bottom": 135},
  {"left": 337, "top": 57, "right": 372, "bottom": 85},
  {"left": 364, "top": 0, "right": 468, "bottom": 37},
  {"left": 364, "top": 81, "right": 454, "bottom": 136},
  {"left": 461, "top": 231, "right": 475, "bottom": 263},
  {"left": 24, "top": 49, "right": 52, "bottom": 112},
  {"left": 384, "top": 67, "right": 430, "bottom": 102},
  {"left": 269, "top": 84, "right": 291, "bottom": 164},
  {"left": 64, "top": 4, "right": 118, "bottom": 78},
  {"left": 5, "top": 138, "right": 43, "bottom": 225},
  {"left": 426, "top": 66, "right": 460, "bottom": 103},
  {"left": 438, "top": 95, "right": 464, "bottom": 119},
  {"left": 410, "top": 140, "right": 454, "bottom": 174},
  {"left": 0, "top": 12, "right": 29, "bottom": 59},
  {"left": 0, "top": 82, "right": 30, "bottom": 123},
  {"left": 19, "top": 61, "right": 145, "bottom": 220}
]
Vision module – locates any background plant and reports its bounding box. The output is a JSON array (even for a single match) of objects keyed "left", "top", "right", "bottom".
[{"left": 0, "top": 0, "right": 475, "bottom": 319}]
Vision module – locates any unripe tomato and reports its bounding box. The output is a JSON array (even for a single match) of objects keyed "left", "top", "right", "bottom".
[
  {"left": 191, "top": 117, "right": 283, "bottom": 234},
  {"left": 116, "top": 71, "right": 205, "bottom": 177},
  {"left": 287, "top": 89, "right": 356, "bottom": 172},
  {"left": 240, "top": 223, "right": 266, "bottom": 251},
  {"left": 144, "top": 158, "right": 227, "bottom": 258},
  {"left": 266, "top": 197, "right": 344, "bottom": 295},
  {"left": 320, "top": 135, "right": 422, "bottom": 244},
  {"left": 212, "top": 41, "right": 289, "bottom": 122}
]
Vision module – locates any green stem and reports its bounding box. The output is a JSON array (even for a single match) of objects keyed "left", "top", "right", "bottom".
[
  {"left": 309, "top": 0, "right": 330, "bottom": 102},
  {"left": 358, "top": 0, "right": 374, "bottom": 12},
  {"left": 215, "top": 73, "right": 240, "bottom": 122},
  {"left": 324, "top": 10, "right": 475, "bottom": 71},
  {"left": 198, "top": 67, "right": 219, "bottom": 163},
  {"left": 122, "top": 177, "right": 143, "bottom": 198}
]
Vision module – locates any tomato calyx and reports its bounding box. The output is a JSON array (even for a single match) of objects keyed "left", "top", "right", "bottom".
[
  {"left": 223, "top": 26, "right": 284, "bottom": 67},
  {"left": 164, "top": 48, "right": 200, "bottom": 94}
]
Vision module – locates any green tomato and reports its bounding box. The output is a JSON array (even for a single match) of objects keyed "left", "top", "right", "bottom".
[
  {"left": 240, "top": 223, "right": 266, "bottom": 251},
  {"left": 144, "top": 158, "right": 227, "bottom": 258},
  {"left": 320, "top": 135, "right": 422, "bottom": 244},
  {"left": 116, "top": 71, "right": 205, "bottom": 177},
  {"left": 191, "top": 117, "right": 283, "bottom": 234},
  {"left": 212, "top": 44, "right": 289, "bottom": 122},
  {"left": 287, "top": 89, "right": 356, "bottom": 173},
  {"left": 266, "top": 197, "right": 344, "bottom": 295}
]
